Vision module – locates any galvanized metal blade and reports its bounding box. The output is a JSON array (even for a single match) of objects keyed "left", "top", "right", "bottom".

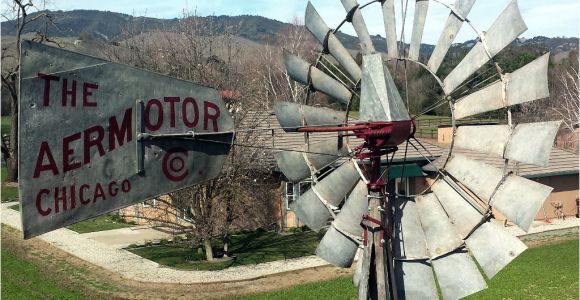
[
  {"left": 445, "top": 154, "right": 504, "bottom": 201},
  {"left": 415, "top": 193, "right": 463, "bottom": 258},
  {"left": 381, "top": 0, "right": 399, "bottom": 59},
  {"left": 466, "top": 220, "right": 527, "bottom": 278},
  {"left": 393, "top": 197, "right": 429, "bottom": 260},
  {"left": 273, "top": 101, "right": 346, "bottom": 132},
  {"left": 394, "top": 260, "right": 438, "bottom": 299},
  {"left": 454, "top": 120, "right": 561, "bottom": 166},
  {"left": 443, "top": 0, "right": 527, "bottom": 94},
  {"left": 408, "top": 0, "right": 430, "bottom": 61},
  {"left": 360, "top": 54, "right": 410, "bottom": 122},
  {"left": 305, "top": 2, "right": 362, "bottom": 81},
  {"left": 340, "top": 0, "right": 375, "bottom": 54},
  {"left": 432, "top": 250, "right": 488, "bottom": 300},
  {"left": 274, "top": 139, "right": 349, "bottom": 183},
  {"left": 431, "top": 179, "right": 482, "bottom": 238},
  {"left": 454, "top": 53, "right": 550, "bottom": 119},
  {"left": 427, "top": 0, "right": 477, "bottom": 73},
  {"left": 317, "top": 180, "right": 368, "bottom": 267},
  {"left": 283, "top": 51, "right": 352, "bottom": 105},
  {"left": 293, "top": 161, "right": 361, "bottom": 231},
  {"left": 491, "top": 174, "right": 553, "bottom": 231}
]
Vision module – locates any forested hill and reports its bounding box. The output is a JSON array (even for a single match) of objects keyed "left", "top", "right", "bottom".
[{"left": 1, "top": 9, "right": 577, "bottom": 55}]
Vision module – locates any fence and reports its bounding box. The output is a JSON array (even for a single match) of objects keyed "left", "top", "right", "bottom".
[{"left": 414, "top": 116, "right": 503, "bottom": 139}]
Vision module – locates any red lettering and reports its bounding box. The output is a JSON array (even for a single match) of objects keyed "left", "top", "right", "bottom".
[
  {"left": 144, "top": 99, "right": 163, "bottom": 131},
  {"left": 33, "top": 142, "right": 59, "bottom": 178},
  {"left": 62, "top": 132, "right": 81, "bottom": 172},
  {"left": 80, "top": 184, "right": 91, "bottom": 205},
  {"left": 182, "top": 97, "right": 199, "bottom": 128},
  {"left": 70, "top": 185, "right": 76, "bottom": 209},
  {"left": 36, "top": 189, "right": 51, "bottom": 216},
  {"left": 109, "top": 108, "right": 133, "bottom": 151},
  {"left": 83, "top": 126, "right": 105, "bottom": 164},
  {"left": 121, "top": 179, "right": 131, "bottom": 193},
  {"left": 61, "top": 78, "right": 77, "bottom": 106},
  {"left": 108, "top": 181, "right": 118, "bottom": 197},
  {"left": 203, "top": 101, "right": 220, "bottom": 132},
  {"left": 164, "top": 97, "right": 180, "bottom": 128},
  {"left": 54, "top": 187, "right": 67, "bottom": 213},
  {"left": 38, "top": 73, "right": 59, "bottom": 106},
  {"left": 93, "top": 183, "right": 105, "bottom": 203},
  {"left": 83, "top": 82, "right": 98, "bottom": 107}
]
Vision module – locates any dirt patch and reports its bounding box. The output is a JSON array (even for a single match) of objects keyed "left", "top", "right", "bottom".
[
  {"left": 2, "top": 225, "right": 353, "bottom": 299},
  {"left": 520, "top": 227, "right": 579, "bottom": 248}
]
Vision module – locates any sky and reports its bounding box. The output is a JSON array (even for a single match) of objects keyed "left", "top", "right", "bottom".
[{"left": 4, "top": 0, "right": 579, "bottom": 43}]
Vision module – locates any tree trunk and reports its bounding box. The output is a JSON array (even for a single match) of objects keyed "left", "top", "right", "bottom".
[
  {"left": 204, "top": 238, "right": 214, "bottom": 261},
  {"left": 6, "top": 89, "right": 18, "bottom": 182},
  {"left": 223, "top": 233, "right": 229, "bottom": 257}
]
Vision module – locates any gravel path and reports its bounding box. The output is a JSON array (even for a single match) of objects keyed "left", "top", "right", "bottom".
[{"left": 1, "top": 202, "right": 329, "bottom": 284}]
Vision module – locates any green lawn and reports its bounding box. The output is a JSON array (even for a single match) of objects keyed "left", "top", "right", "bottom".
[
  {"left": 66, "top": 214, "right": 136, "bottom": 234},
  {"left": 233, "top": 276, "right": 357, "bottom": 300},
  {"left": 1, "top": 116, "right": 11, "bottom": 136},
  {"left": 1, "top": 166, "right": 19, "bottom": 202},
  {"left": 1, "top": 246, "right": 86, "bottom": 300},
  {"left": 129, "top": 229, "right": 324, "bottom": 271}
]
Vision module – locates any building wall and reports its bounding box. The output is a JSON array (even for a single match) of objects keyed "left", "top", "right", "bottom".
[
  {"left": 534, "top": 174, "right": 579, "bottom": 219},
  {"left": 119, "top": 195, "right": 191, "bottom": 229}
]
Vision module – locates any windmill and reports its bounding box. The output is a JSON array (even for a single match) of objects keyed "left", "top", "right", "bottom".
[{"left": 273, "top": 0, "right": 561, "bottom": 299}]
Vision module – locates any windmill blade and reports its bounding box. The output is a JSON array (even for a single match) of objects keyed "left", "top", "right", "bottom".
[
  {"left": 305, "top": 2, "right": 362, "bottom": 81},
  {"left": 415, "top": 193, "right": 463, "bottom": 258},
  {"left": 340, "top": 0, "right": 375, "bottom": 54},
  {"left": 360, "top": 54, "right": 410, "bottom": 122},
  {"left": 316, "top": 180, "right": 368, "bottom": 267},
  {"left": 283, "top": 51, "right": 352, "bottom": 105},
  {"left": 393, "top": 197, "right": 438, "bottom": 299},
  {"left": 432, "top": 180, "right": 527, "bottom": 278},
  {"left": 454, "top": 121, "right": 561, "bottom": 167},
  {"left": 408, "top": 0, "right": 430, "bottom": 61},
  {"left": 293, "top": 160, "right": 361, "bottom": 231},
  {"left": 446, "top": 154, "right": 553, "bottom": 231},
  {"left": 427, "top": 0, "right": 477, "bottom": 73},
  {"left": 274, "top": 140, "right": 349, "bottom": 183},
  {"left": 432, "top": 250, "right": 488, "bottom": 300},
  {"left": 454, "top": 53, "right": 550, "bottom": 119},
  {"left": 381, "top": 0, "right": 399, "bottom": 59},
  {"left": 394, "top": 260, "right": 438, "bottom": 299},
  {"left": 273, "top": 101, "right": 346, "bottom": 132},
  {"left": 443, "top": 0, "right": 527, "bottom": 94}
]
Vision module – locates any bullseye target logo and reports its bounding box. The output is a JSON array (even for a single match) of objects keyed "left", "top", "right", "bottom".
[{"left": 162, "top": 148, "right": 189, "bottom": 182}]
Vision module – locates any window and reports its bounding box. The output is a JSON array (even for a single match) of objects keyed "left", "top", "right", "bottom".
[
  {"left": 395, "top": 178, "right": 410, "bottom": 196},
  {"left": 178, "top": 209, "right": 193, "bottom": 222},
  {"left": 284, "top": 179, "right": 313, "bottom": 210},
  {"left": 142, "top": 198, "right": 157, "bottom": 208}
]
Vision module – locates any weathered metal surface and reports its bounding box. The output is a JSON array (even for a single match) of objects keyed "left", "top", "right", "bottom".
[
  {"left": 428, "top": 0, "right": 477, "bottom": 73},
  {"left": 443, "top": 0, "right": 527, "bottom": 94},
  {"left": 431, "top": 180, "right": 482, "bottom": 238},
  {"left": 415, "top": 193, "right": 463, "bottom": 258},
  {"left": 274, "top": 139, "right": 348, "bottom": 182},
  {"left": 316, "top": 181, "right": 367, "bottom": 267},
  {"left": 360, "top": 54, "right": 410, "bottom": 122},
  {"left": 381, "top": 0, "right": 399, "bottom": 59},
  {"left": 393, "top": 197, "right": 429, "bottom": 260},
  {"left": 505, "top": 120, "right": 561, "bottom": 167},
  {"left": 283, "top": 51, "right": 352, "bottom": 105},
  {"left": 466, "top": 220, "right": 527, "bottom": 278},
  {"left": 19, "top": 41, "right": 234, "bottom": 238},
  {"left": 408, "top": 0, "right": 429, "bottom": 61},
  {"left": 340, "top": 0, "right": 375, "bottom": 55},
  {"left": 273, "top": 101, "right": 346, "bottom": 132},
  {"left": 454, "top": 125, "right": 510, "bottom": 158},
  {"left": 293, "top": 161, "right": 360, "bottom": 231},
  {"left": 491, "top": 174, "right": 553, "bottom": 231},
  {"left": 432, "top": 250, "right": 488, "bottom": 300},
  {"left": 394, "top": 260, "right": 438, "bottom": 299},
  {"left": 305, "top": 2, "right": 362, "bottom": 81},
  {"left": 454, "top": 53, "right": 550, "bottom": 119},
  {"left": 445, "top": 154, "right": 503, "bottom": 201}
]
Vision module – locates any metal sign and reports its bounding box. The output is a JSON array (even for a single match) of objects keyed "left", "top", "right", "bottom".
[{"left": 19, "top": 41, "right": 234, "bottom": 238}]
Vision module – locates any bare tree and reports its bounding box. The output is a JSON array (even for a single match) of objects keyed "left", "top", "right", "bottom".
[
  {"left": 552, "top": 67, "right": 579, "bottom": 132},
  {"left": 1, "top": 0, "right": 53, "bottom": 182}
]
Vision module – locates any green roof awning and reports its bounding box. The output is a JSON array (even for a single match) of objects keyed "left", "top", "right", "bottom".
[{"left": 382, "top": 163, "right": 424, "bottom": 180}]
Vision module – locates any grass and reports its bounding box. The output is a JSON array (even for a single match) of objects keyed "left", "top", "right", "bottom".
[
  {"left": 66, "top": 214, "right": 136, "bottom": 234},
  {"left": 1, "top": 166, "right": 19, "bottom": 202},
  {"left": 1, "top": 245, "right": 86, "bottom": 300},
  {"left": 1, "top": 116, "right": 11, "bottom": 136},
  {"left": 129, "top": 229, "right": 324, "bottom": 271},
  {"left": 232, "top": 276, "right": 357, "bottom": 300},
  {"left": 9, "top": 204, "right": 19, "bottom": 211}
]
